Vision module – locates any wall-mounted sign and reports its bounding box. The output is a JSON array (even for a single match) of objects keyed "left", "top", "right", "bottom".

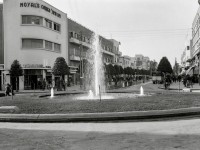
[
  {"left": 20, "top": 2, "right": 61, "bottom": 18},
  {"left": 23, "top": 64, "right": 52, "bottom": 69}
]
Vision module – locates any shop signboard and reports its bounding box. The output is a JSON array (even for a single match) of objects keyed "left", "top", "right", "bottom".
[
  {"left": 20, "top": 2, "right": 61, "bottom": 18},
  {"left": 23, "top": 64, "right": 51, "bottom": 69}
]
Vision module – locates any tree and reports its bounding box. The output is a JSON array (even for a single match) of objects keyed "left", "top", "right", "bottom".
[
  {"left": 119, "top": 66, "right": 124, "bottom": 75},
  {"left": 52, "top": 57, "right": 69, "bottom": 79},
  {"left": 157, "top": 57, "right": 173, "bottom": 75},
  {"left": 10, "top": 60, "right": 23, "bottom": 91},
  {"left": 149, "top": 60, "right": 158, "bottom": 75},
  {"left": 114, "top": 65, "right": 120, "bottom": 76}
]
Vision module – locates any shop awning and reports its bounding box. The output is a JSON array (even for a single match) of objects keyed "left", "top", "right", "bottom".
[{"left": 186, "top": 65, "right": 195, "bottom": 75}]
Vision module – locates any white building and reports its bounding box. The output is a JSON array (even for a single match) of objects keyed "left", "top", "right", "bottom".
[{"left": 1, "top": 0, "right": 68, "bottom": 90}]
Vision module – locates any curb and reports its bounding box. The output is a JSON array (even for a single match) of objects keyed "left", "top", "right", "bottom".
[{"left": 1, "top": 107, "right": 200, "bottom": 122}]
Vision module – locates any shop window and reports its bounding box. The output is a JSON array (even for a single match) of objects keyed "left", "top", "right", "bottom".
[
  {"left": 54, "top": 23, "right": 60, "bottom": 32},
  {"left": 22, "top": 15, "right": 43, "bottom": 25},
  {"left": 22, "top": 39, "right": 43, "bottom": 49},
  {"left": 45, "top": 19, "right": 52, "bottom": 29},
  {"left": 54, "top": 43, "right": 61, "bottom": 52},
  {"left": 45, "top": 40, "right": 53, "bottom": 50}
]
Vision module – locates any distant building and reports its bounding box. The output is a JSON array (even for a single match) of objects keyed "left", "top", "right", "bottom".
[
  {"left": 131, "top": 54, "right": 150, "bottom": 70},
  {"left": 119, "top": 55, "right": 131, "bottom": 68}
]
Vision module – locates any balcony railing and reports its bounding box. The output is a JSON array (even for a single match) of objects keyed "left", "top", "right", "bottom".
[
  {"left": 69, "top": 37, "right": 91, "bottom": 48},
  {"left": 70, "top": 55, "right": 80, "bottom": 61},
  {"left": 69, "top": 37, "right": 81, "bottom": 45},
  {"left": 101, "top": 49, "right": 115, "bottom": 56}
]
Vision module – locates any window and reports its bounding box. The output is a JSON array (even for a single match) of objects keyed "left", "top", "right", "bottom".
[
  {"left": 22, "top": 15, "right": 43, "bottom": 25},
  {"left": 22, "top": 39, "right": 43, "bottom": 49},
  {"left": 54, "top": 43, "right": 61, "bottom": 52},
  {"left": 54, "top": 23, "right": 60, "bottom": 32},
  {"left": 45, "top": 40, "right": 53, "bottom": 50},
  {"left": 45, "top": 19, "right": 52, "bottom": 29},
  {"left": 70, "top": 32, "right": 75, "bottom": 38}
]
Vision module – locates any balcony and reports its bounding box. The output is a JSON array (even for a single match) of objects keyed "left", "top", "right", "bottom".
[
  {"left": 69, "top": 37, "right": 81, "bottom": 45},
  {"left": 70, "top": 55, "right": 80, "bottom": 61},
  {"left": 102, "top": 49, "right": 115, "bottom": 56},
  {"left": 81, "top": 41, "right": 91, "bottom": 48}
]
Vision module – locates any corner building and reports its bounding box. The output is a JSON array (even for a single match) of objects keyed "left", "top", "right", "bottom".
[{"left": 2, "top": 0, "right": 68, "bottom": 90}]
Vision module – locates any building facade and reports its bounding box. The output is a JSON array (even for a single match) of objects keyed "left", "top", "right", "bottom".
[
  {"left": 0, "top": 4, "right": 3, "bottom": 91},
  {"left": 130, "top": 54, "right": 150, "bottom": 70},
  {"left": 191, "top": 6, "right": 200, "bottom": 76},
  {"left": 0, "top": 0, "right": 122, "bottom": 90},
  {"left": 2, "top": 0, "right": 68, "bottom": 90},
  {"left": 119, "top": 55, "right": 131, "bottom": 68},
  {"left": 68, "top": 18, "right": 93, "bottom": 85},
  {"left": 68, "top": 19, "right": 120, "bottom": 85}
]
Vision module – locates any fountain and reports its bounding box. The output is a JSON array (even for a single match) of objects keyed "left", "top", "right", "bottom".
[
  {"left": 50, "top": 88, "right": 54, "bottom": 98},
  {"left": 140, "top": 86, "right": 144, "bottom": 96},
  {"left": 88, "top": 90, "right": 94, "bottom": 99},
  {"left": 49, "top": 33, "right": 152, "bottom": 100}
]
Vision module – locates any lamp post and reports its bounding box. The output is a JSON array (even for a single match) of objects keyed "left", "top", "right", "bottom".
[{"left": 79, "top": 32, "right": 83, "bottom": 88}]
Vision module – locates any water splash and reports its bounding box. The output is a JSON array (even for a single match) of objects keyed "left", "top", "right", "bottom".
[
  {"left": 140, "top": 86, "right": 144, "bottom": 96},
  {"left": 90, "top": 34, "right": 105, "bottom": 96},
  {"left": 88, "top": 90, "right": 94, "bottom": 99},
  {"left": 50, "top": 88, "right": 54, "bottom": 98}
]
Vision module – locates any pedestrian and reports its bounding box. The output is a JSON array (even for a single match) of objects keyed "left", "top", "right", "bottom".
[{"left": 5, "top": 83, "right": 11, "bottom": 96}]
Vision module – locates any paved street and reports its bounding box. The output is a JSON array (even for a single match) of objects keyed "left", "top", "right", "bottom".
[{"left": 1, "top": 118, "right": 200, "bottom": 149}]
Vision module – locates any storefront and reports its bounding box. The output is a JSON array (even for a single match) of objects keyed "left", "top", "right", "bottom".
[{"left": 23, "top": 64, "right": 52, "bottom": 90}]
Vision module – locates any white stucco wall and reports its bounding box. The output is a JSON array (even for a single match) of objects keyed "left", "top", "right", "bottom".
[{"left": 3, "top": 0, "right": 68, "bottom": 70}]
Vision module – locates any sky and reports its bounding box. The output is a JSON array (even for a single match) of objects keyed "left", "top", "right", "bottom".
[{"left": 1, "top": 0, "right": 199, "bottom": 66}]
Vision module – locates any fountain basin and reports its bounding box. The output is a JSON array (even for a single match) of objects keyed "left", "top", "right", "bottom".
[{"left": 48, "top": 92, "right": 153, "bottom": 101}]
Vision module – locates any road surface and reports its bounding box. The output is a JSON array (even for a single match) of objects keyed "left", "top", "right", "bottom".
[{"left": 1, "top": 118, "right": 200, "bottom": 149}]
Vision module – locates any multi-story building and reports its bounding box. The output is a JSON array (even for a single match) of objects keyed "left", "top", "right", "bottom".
[
  {"left": 119, "top": 55, "right": 131, "bottom": 68},
  {"left": 190, "top": 4, "right": 200, "bottom": 76},
  {"left": 68, "top": 19, "right": 119, "bottom": 85},
  {"left": 109, "top": 39, "right": 121, "bottom": 65},
  {"left": 68, "top": 18, "right": 93, "bottom": 85},
  {"left": 181, "top": 46, "right": 191, "bottom": 69},
  {"left": 142, "top": 56, "right": 150, "bottom": 70},
  {"left": 100, "top": 36, "right": 115, "bottom": 65},
  {"left": 1, "top": 0, "right": 68, "bottom": 90},
  {"left": 131, "top": 54, "right": 150, "bottom": 70},
  {"left": 0, "top": 4, "right": 3, "bottom": 91}
]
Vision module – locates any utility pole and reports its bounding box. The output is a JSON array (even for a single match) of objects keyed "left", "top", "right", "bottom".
[{"left": 79, "top": 31, "right": 83, "bottom": 89}]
